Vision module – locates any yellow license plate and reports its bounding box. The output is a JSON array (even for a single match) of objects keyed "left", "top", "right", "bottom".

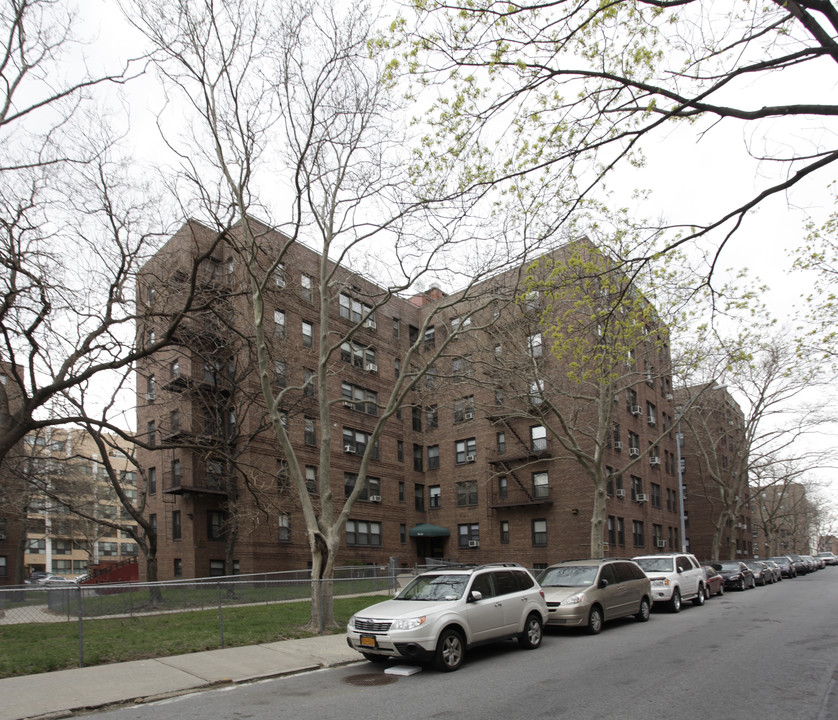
[{"left": 360, "top": 635, "right": 377, "bottom": 648}]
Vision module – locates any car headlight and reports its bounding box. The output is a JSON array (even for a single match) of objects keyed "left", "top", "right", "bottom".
[
  {"left": 652, "top": 578, "right": 670, "bottom": 587},
  {"left": 390, "top": 616, "right": 426, "bottom": 630},
  {"left": 562, "top": 593, "right": 584, "bottom": 606}
]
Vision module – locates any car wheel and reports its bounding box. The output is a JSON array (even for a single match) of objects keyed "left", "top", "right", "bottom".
[
  {"left": 361, "top": 652, "right": 389, "bottom": 664},
  {"left": 738, "top": 578, "right": 746, "bottom": 591},
  {"left": 693, "top": 584, "right": 706, "bottom": 606},
  {"left": 433, "top": 628, "right": 465, "bottom": 672},
  {"left": 587, "top": 605, "right": 604, "bottom": 635},
  {"left": 718, "top": 583, "right": 724, "bottom": 596},
  {"left": 635, "top": 597, "right": 651, "bottom": 623},
  {"left": 704, "top": 585, "right": 711, "bottom": 601},
  {"left": 669, "top": 589, "right": 681, "bottom": 613},
  {"left": 519, "top": 613, "right": 543, "bottom": 649}
]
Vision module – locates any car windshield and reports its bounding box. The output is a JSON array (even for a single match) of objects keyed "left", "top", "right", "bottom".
[
  {"left": 537, "top": 565, "right": 598, "bottom": 587},
  {"left": 719, "top": 562, "right": 742, "bottom": 571},
  {"left": 396, "top": 574, "right": 468, "bottom": 601},
  {"left": 634, "top": 558, "right": 675, "bottom": 573}
]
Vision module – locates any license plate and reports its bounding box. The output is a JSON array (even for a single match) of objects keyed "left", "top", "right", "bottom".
[{"left": 360, "top": 635, "right": 377, "bottom": 648}]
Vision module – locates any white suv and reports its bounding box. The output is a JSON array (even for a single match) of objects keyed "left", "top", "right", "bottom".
[
  {"left": 632, "top": 553, "right": 706, "bottom": 613},
  {"left": 346, "top": 563, "right": 547, "bottom": 671}
]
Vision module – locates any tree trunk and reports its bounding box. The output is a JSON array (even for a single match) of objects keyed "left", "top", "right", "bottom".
[
  {"left": 308, "top": 534, "right": 339, "bottom": 634},
  {"left": 590, "top": 480, "right": 608, "bottom": 559}
]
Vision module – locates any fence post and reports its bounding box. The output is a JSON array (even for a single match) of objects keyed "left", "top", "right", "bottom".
[
  {"left": 217, "top": 582, "right": 225, "bottom": 649},
  {"left": 77, "top": 586, "right": 85, "bottom": 668}
]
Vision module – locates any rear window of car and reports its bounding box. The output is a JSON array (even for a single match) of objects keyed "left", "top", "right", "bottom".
[
  {"left": 492, "top": 570, "right": 520, "bottom": 596},
  {"left": 512, "top": 570, "right": 535, "bottom": 590}
]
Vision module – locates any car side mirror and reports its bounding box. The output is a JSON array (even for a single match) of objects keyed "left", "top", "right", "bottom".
[
  {"left": 468, "top": 590, "right": 483, "bottom": 603},
  {"left": 598, "top": 578, "right": 609, "bottom": 589}
]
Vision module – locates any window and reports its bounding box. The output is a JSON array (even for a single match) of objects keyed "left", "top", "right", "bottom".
[
  {"left": 632, "top": 520, "right": 645, "bottom": 547},
  {"left": 304, "top": 369, "right": 315, "bottom": 396},
  {"left": 616, "top": 517, "right": 625, "bottom": 546},
  {"left": 412, "top": 405, "right": 422, "bottom": 431},
  {"left": 651, "top": 483, "right": 662, "bottom": 508},
  {"left": 148, "top": 467, "right": 157, "bottom": 494},
  {"left": 626, "top": 388, "right": 638, "bottom": 412},
  {"left": 428, "top": 445, "right": 440, "bottom": 470},
  {"left": 98, "top": 542, "right": 118, "bottom": 556},
  {"left": 529, "top": 378, "right": 544, "bottom": 404},
  {"left": 275, "top": 360, "right": 287, "bottom": 388},
  {"left": 341, "top": 382, "right": 378, "bottom": 416},
  {"left": 456, "top": 480, "right": 478, "bottom": 506},
  {"left": 647, "top": 401, "right": 657, "bottom": 426},
  {"left": 302, "top": 321, "right": 313, "bottom": 347},
  {"left": 52, "top": 539, "right": 72, "bottom": 555},
  {"left": 301, "top": 274, "right": 312, "bottom": 302},
  {"left": 498, "top": 475, "right": 508, "bottom": 498},
  {"left": 26, "top": 538, "right": 45, "bottom": 554},
  {"left": 54, "top": 559, "right": 72, "bottom": 573},
  {"left": 531, "top": 425, "right": 547, "bottom": 452},
  {"left": 452, "top": 355, "right": 472, "bottom": 381},
  {"left": 149, "top": 514, "right": 157, "bottom": 535},
  {"left": 340, "top": 341, "right": 376, "bottom": 369},
  {"left": 608, "top": 516, "right": 616, "bottom": 546},
  {"left": 426, "top": 405, "right": 438, "bottom": 429},
  {"left": 400, "top": 524, "right": 407, "bottom": 543},
  {"left": 653, "top": 524, "right": 663, "bottom": 548},
  {"left": 174, "top": 558, "right": 183, "bottom": 577},
  {"left": 631, "top": 475, "right": 643, "bottom": 501},
  {"left": 458, "top": 523, "right": 479, "bottom": 548},
  {"left": 274, "top": 309, "right": 286, "bottom": 336},
  {"left": 305, "top": 466, "right": 318, "bottom": 494},
  {"left": 527, "top": 333, "right": 543, "bottom": 358},
  {"left": 454, "top": 396, "right": 474, "bottom": 422},
  {"left": 532, "top": 519, "right": 547, "bottom": 546},
  {"left": 500, "top": 521, "right": 510, "bottom": 544},
  {"left": 304, "top": 417, "right": 316, "bottom": 446},
  {"left": 429, "top": 485, "right": 441, "bottom": 508},
  {"left": 628, "top": 431, "right": 639, "bottom": 452},
  {"left": 344, "top": 473, "right": 380, "bottom": 501},
  {"left": 393, "top": 318, "right": 400, "bottom": 338},
  {"left": 494, "top": 343, "right": 502, "bottom": 357},
  {"left": 495, "top": 389, "right": 504, "bottom": 406},
  {"left": 409, "top": 324, "right": 419, "bottom": 345},
  {"left": 171, "top": 459, "right": 182, "bottom": 486},
  {"left": 414, "top": 484, "right": 425, "bottom": 511},
  {"left": 455, "top": 438, "right": 476, "bottom": 464},
  {"left": 411, "top": 443, "right": 424, "bottom": 471},
  {"left": 172, "top": 511, "right": 181, "bottom": 540},
  {"left": 399, "top": 481, "right": 405, "bottom": 502},
  {"left": 395, "top": 358, "right": 400, "bottom": 378},
  {"left": 146, "top": 374, "right": 155, "bottom": 402},
  {"left": 496, "top": 432, "right": 506, "bottom": 454},
  {"left": 346, "top": 520, "right": 382, "bottom": 547},
  {"left": 533, "top": 471, "right": 549, "bottom": 499},
  {"left": 273, "top": 263, "right": 286, "bottom": 287},
  {"left": 208, "top": 511, "right": 226, "bottom": 540},
  {"left": 424, "top": 326, "right": 435, "bottom": 349},
  {"left": 397, "top": 440, "right": 404, "bottom": 463},
  {"left": 209, "top": 560, "right": 226, "bottom": 577},
  {"left": 450, "top": 316, "right": 471, "bottom": 334}
]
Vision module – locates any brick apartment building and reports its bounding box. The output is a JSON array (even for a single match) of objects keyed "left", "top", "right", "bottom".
[
  {"left": 675, "top": 385, "right": 752, "bottom": 561},
  {"left": 136, "top": 220, "right": 685, "bottom": 580}
]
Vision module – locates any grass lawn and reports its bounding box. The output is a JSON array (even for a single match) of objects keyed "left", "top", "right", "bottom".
[{"left": 0, "top": 594, "right": 389, "bottom": 679}]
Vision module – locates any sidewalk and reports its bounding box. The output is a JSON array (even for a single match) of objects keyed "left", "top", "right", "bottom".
[{"left": 0, "top": 633, "right": 362, "bottom": 720}]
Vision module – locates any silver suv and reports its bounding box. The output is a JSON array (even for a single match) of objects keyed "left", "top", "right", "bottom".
[
  {"left": 633, "top": 553, "right": 706, "bottom": 612},
  {"left": 346, "top": 563, "right": 547, "bottom": 671}
]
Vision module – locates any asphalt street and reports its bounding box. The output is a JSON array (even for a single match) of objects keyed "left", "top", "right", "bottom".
[{"left": 83, "top": 568, "right": 838, "bottom": 720}]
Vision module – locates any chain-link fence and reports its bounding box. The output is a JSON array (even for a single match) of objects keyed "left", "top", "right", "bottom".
[{"left": 0, "top": 565, "right": 397, "bottom": 677}]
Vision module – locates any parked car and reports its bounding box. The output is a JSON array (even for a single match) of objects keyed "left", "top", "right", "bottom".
[
  {"left": 801, "top": 555, "right": 817, "bottom": 572},
  {"left": 633, "top": 553, "right": 705, "bottom": 612},
  {"left": 786, "top": 554, "right": 809, "bottom": 575},
  {"left": 762, "top": 560, "right": 783, "bottom": 583},
  {"left": 744, "top": 560, "right": 773, "bottom": 586},
  {"left": 817, "top": 551, "right": 838, "bottom": 566},
  {"left": 713, "top": 561, "right": 756, "bottom": 591},
  {"left": 769, "top": 556, "right": 797, "bottom": 578},
  {"left": 702, "top": 566, "right": 724, "bottom": 598},
  {"left": 536, "top": 558, "right": 651, "bottom": 634},
  {"left": 25, "top": 571, "right": 51, "bottom": 585},
  {"left": 346, "top": 563, "right": 547, "bottom": 672}
]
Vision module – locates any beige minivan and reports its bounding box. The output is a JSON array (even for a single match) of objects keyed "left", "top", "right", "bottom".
[{"left": 537, "top": 558, "right": 652, "bottom": 634}]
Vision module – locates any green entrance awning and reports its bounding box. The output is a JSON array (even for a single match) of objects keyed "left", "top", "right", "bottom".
[{"left": 409, "top": 523, "right": 450, "bottom": 538}]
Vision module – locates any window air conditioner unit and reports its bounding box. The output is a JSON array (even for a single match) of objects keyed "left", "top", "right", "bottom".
[
  {"left": 468, "top": 540, "right": 480, "bottom": 548},
  {"left": 665, "top": 393, "right": 674, "bottom": 400},
  {"left": 368, "top": 495, "right": 381, "bottom": 503},
  {"left": 631, "top": 405, "right": 641, "bottom": 415},
  {"left": 145, "top": 393, "right": 155, "bottom": 401},
  {"left": 629, "top": 447, "right": 640, "bottom": 457},
  {"left": 342, "top": 400, "right": 354, "bottom": 409},
  {"left": 364, "top": 319, "right": 376, "bottom": 330},
  {"left": 466, "top": 454, "right": 476, "bottom": 463},
  {"left": 464, "top": 411, "right": 474, "bottom": 420},
  {"left": 365, "top": 363, "right": 378, "bottom": 373},
  {"left": 344, "top": 443, "right": 356, "bottom": 453},
  {"left": 647, "top": 416, "right": 656, "bottom": 426},
  {"left": 613, "top": 441, "right": 623, "bottom": 450},
  {"left": 615, "top": 489, "right": 626, "bottom": 498},
  {"left": 636, "top": 493, "right": 649, "bottom": 503},
  {"left": 649, "top": 456, "right": 661, "bottom": 466},
  {"left": 656, "top": 539, "right": 667, "bottom": 548},
  {"left": 0, "top": 533, "right": 6, "bottom": 540}
]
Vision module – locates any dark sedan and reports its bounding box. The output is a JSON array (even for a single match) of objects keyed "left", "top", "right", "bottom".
[
  {"left": 744, "top": 560, "right": 774, "bottom": 586},
  {"left": 713, "top": 561, "right": 756, "bottom": 591},
  {"left": 769, "top": 556, "right": 797, "bottom": 578}
]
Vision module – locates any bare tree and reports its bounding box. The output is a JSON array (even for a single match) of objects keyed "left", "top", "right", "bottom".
[{"left": 124, "top": 0, "right": 547, "bottom": 631}]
